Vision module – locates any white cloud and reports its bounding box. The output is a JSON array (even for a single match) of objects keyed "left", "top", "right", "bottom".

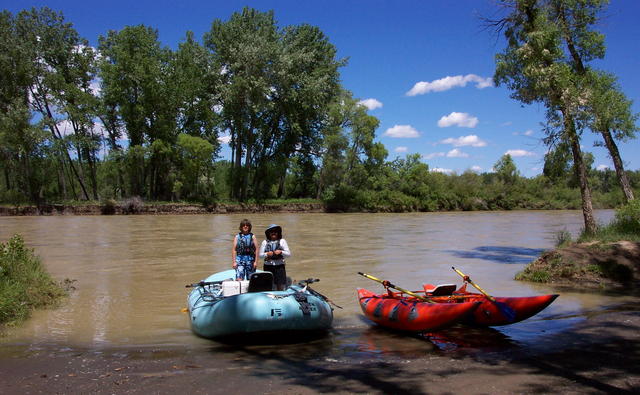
[
  {"left": 431, "top": 167, "right": 454, "bottom": 174},
  {"left": 437, "top": 112, "right": 478, "bottom": 128},
  {"left": 470, "top": 165, "right": 482, "bottom": 172},
  {"left": 440, "top": 135, "right": 487, "bottom": 147},
  {"left": 501, "top": 121, "right": 513, "bottom": 127},
  {"left": 446, "top": 148, "right": 469, "bottom": 158},
  {"left": 505, "top": 149, "right": 535, "bottom": 157},
  {"left": 384, "top": 124, "right": 420, "bottom": 138},
  {"left": 513, "top": 129, "right": 535, "bottom": 136},
  {"left": 596, "top": 164, "right": 610, "bottom": 171},
  {"left": 218, "top": 134, "right": 231, "bottom": 144},
  {"left": 394, "top": 146, "right": 408, "bottom": 153},
  {"left": 358, "top": 98, "right": 383, "bottom": 110},
  {"left": 406, "top": 74, "right": 493, "bottom": 96},
  {"left": 423, "top": 152, "right": 445, "bottom": 159}
]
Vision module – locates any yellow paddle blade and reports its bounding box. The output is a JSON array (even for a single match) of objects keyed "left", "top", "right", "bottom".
[{"left": 180, "top": 307, "right": 188, "bottom": 313}]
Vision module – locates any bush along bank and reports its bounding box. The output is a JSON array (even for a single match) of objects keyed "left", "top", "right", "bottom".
[
  {"left": 516, "top": 200, "right": 640, "bottom": 289},
  {"left": 0, "top": 199, "right": 326, "bottom": 216},
  {"left": 0, "top": 235, "right": 69, "bottom": 325}
]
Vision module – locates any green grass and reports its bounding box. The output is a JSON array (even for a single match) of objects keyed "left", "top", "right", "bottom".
[
  {"left": 579, "top": 199, "right": 640, "bottom": 243},
  {"left": 0, "top": 235, "right": 67, "bottom": 325}
]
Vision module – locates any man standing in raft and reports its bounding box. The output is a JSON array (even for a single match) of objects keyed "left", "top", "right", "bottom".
[
  {"left": 259, "top": 224, "right": 291, "bottom": 291},
  {"left": 232, "top": 219, "right": 258, "bottom": 281}
]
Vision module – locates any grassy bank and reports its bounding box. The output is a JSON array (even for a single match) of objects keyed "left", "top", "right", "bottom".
[
  {"left": 0, "top": 235, "right": 68, "bottom": 325},
  {"left": 516, "top": 200, "right": 640, "bottom": 287}
]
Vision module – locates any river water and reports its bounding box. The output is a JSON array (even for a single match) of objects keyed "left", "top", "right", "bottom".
[{"left": 0, "top": 210, "right": 632, "bottom": 358}]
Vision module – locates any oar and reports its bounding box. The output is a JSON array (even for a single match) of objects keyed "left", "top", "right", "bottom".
[
  {"left": 185, "top": 280, "right": 224, "bottom": 288},
  {"left": 358, "top": 272, "right": 433, "bottom": 303},
  {"left": 451, "top": 267, "right": 516, "bottom": 322}
]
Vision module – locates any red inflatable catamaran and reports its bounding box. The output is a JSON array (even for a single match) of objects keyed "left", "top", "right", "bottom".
[{"left": 357, "top": 270, "right": 558, "bottom": 331}]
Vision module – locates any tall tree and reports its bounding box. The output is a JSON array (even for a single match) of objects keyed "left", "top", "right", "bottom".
[
  {"left": 493, "top": 0, "right": 603, "bottom": 233},
  {"left": 586, "top": 70, "right": 637, "bottom": 202},
  {"left": 204, "top": 7, "right": 278, "bottom": 201},
  {"left": 316, "top": 91, "right": 382, "bottom": 197},
  {"left": 204, "top": 8, "right": 343, "bottom": 201},
  {"left": 14, "top": 7, "right": 97, "bottom": 201},
  {"left": 98, "top": 25, "right": 176, "bottom": 199}
]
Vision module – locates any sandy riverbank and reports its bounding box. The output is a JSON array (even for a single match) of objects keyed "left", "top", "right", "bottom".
[{"left": 1, "top": 303, "right": 638, "bottom": 394}]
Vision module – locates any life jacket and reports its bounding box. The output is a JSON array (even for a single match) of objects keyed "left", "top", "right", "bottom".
[
  {"left": 264, "top": 240, "right": 284, "bottom": 261},
  {"left": 236, "top": 233, "right": 255, "bottom": 257}
]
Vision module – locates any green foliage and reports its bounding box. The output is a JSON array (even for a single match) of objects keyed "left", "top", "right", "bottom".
[
  {"left": 0, "top": 5, "right": 637, "bottom": 214},
  {"left": 579, "top": 199, "right": 640, "bottom": 242},
  {"left": 0, "top": 235, "right": 67, "bottom": 324}
]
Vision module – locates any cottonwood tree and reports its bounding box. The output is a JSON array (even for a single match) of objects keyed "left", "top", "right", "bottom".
[
  {"left": 98, "top": 25, "right": 176, "bottom": 199},
  {"left": 493, "top": 0, "right": 607, "bottom": 233},
  {"left": 586, "top": 70, "right": 637, "bottom": 202},
  {"left": 204, "top": 7, "right": 343, "bottom": 201},
  {"left": 7, "top": 8, "right": 98, "bottom": 201}
]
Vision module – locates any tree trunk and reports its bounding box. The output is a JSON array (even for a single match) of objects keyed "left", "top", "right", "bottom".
[
  {"left": 601, "top": 129, "right": 634, "bottom": 202},
  {"left": 565, "top": 113, "right": 597, "bottom": 234},
  {"left": 233, "top": 128, "right": 243, "bottom": 200},
  {"left": 277, "top": 161, "right": 288, "bottom": 198}
]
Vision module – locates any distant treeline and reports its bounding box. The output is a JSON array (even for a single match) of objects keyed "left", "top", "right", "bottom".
[{"left": 0, "top": 6, "right": 637, "bottom": 213}]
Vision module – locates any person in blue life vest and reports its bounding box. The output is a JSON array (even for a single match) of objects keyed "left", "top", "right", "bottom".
[
  {"left": 232, "top": 219, "right": 258, "bottom": 280},
  {"left": 259, "top": 224, "right": 291, "bottom": 291}
]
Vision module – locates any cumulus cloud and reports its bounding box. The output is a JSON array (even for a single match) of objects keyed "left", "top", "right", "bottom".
[
  {"left": 446, "top": 148, "right": 469, "bottom": 158},
  {"left": 358, "top": 98, "right": 383, "bottom": 110},
  {"left": 505, "top": 149, "right": 535, "bottom": 157},
  {"left": 439, "top": 134, "right": 487, "bottom": 147},
  {"left": 470, "top": 165, "right": 482, "bottom": 172},
  {"left": 406, "top": 74, "right": 493, "bottom": 96},
  {"left": 394, "top": 146, "right": 408, "bottom": 153},
  {"left": 218, "top": 134, "right": 231, "bottom": 144},
  {"left": 437, "top": 112, "right": 478, "bottom": 128},
  {"left": 430, "top": 167, "right": 454, "bottom": 174},
  {"left": 423, "top": 152, "right": 445, "bottom": 159},
  {"left": 513, "top": 129, "right": 535, "bottom": 136},
  {"left": 596, "top": 164, "right": 610, "bottom": 171},
  {"left": 384, "top": 124, "right": 420, "bottom": 138}
]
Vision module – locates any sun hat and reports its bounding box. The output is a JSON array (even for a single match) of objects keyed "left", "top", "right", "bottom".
[{"left": 265, "top": 224, "right": 282, "bottom": 239}]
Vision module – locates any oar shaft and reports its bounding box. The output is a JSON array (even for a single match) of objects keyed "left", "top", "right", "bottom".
[
  {"left": 358, "top": 272, "right": 432, "bottom": 302},
  {"left": 452, "top": 267, "right": 496, "bottom": 302}
]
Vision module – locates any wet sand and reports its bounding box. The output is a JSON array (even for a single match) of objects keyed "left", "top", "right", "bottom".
[{"left": 2, "top": 306, "right": 638, "bottom": 394}]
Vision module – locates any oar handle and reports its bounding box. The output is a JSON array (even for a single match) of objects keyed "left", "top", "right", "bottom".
[
  {"left": 358, "top": 272, "right": 432, "bottom": 303},
  {"left": 185, "top": 280, "right": 223, "bottom": 288},
  {"left": 452, "top": 267, "right": 496, "bottom": 302}
]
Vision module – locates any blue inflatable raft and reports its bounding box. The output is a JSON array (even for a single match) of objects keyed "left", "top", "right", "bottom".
[{"left": 187, "top": 269, "right": 334, "bottom": 338}]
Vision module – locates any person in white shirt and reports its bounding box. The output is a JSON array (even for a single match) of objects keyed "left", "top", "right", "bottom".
[{"left": 259, "top": 224, "right": 291, "bottom": 291}]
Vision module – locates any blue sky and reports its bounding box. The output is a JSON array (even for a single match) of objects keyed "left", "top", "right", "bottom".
[{"left": 3, "top": 0, "right": 639, "bottom": 177}]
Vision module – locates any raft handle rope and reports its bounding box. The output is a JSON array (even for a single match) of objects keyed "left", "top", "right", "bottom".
[{"left": 297, "top": 278, "right": 343, "bottom": 309}]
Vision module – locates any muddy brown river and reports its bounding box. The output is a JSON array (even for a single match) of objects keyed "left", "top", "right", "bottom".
[{"left": 0, "top": 210, "right": 632, "bottom": 358}]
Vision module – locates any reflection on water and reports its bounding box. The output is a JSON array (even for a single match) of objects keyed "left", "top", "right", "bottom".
[{"left": 0, "top": 209, "right": 633, "bottom": 359}]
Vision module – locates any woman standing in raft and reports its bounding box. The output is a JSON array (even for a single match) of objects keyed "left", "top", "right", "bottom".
[
  {"left": 259, "top": 224, "right": 291, "bottom": 291},
  {"left": 232, "top": 219, "right": 258, "bottom": 280}
]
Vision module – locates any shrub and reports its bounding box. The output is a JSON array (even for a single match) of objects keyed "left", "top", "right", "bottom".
[
  {"left": 613, "top": 200, "right": 640, "bottom": 234},
  {"left": 0, "top": 235, "right": 67, "bottom": 324},
  {"left": 555, "top": 229, "right": 573, "bottom": 247},
  {"left": 120, "top": 196, "right": 144, "bottom": 214}
]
